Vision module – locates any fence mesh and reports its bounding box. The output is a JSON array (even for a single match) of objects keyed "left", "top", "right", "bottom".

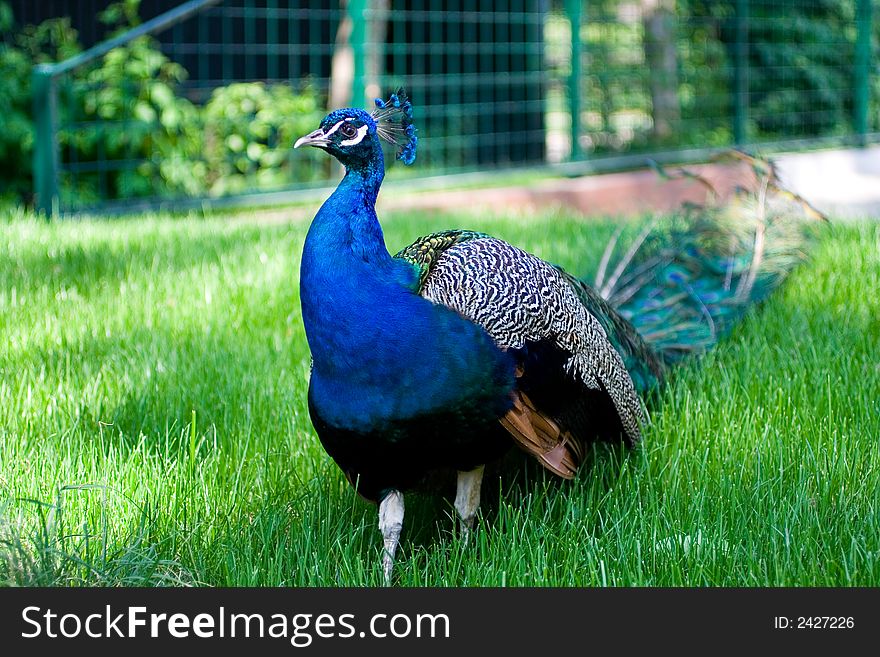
[{"left": 29, "top": 0, "right": 879, "bottom": 214}]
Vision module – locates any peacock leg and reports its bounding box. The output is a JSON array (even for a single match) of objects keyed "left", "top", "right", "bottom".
[
  {"left": 378, "top": 489, "right": 405, "bottom": 585},
  {"left": 454, "top": 465, "right": 485, "bottom": 539}
]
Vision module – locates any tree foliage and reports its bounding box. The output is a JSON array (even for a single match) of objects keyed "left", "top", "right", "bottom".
[
  {"left": 682, "top": 0, "right": 867, "bottom": 138},
  {"left": 1, "top": 0, "right": 324, "bottom": 208},
  {"left": 0, "top": 2, "right": 81, "bottom": 202}
]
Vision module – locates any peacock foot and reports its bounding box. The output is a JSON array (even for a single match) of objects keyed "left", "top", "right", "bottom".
[
  {"left": 378, "top": 489, "right": 404, "bottom": 585},
  {"left": 454, "top": 465, "right": 485, "bottom": 544}
]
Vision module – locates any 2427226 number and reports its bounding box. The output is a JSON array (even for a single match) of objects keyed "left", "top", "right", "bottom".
[
  {"left": 798, "top": 617, "right": 854, "bottom": 629},
  {"left": 773, "top": 616, "right": 855, "bottom": 629}
]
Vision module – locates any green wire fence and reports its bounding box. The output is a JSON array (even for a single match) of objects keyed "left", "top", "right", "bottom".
[{"left": 30, "top": 0, "right": 879, "bottom": 215}]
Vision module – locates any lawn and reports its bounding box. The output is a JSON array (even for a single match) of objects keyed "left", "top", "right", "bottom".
[{"left": 1, "top": 206, "right": 878, "bottom": 587}]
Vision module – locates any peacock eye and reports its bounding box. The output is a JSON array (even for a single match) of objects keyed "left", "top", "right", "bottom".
[{"left": 340, "top": 122, "right": 358, "bottom": 138}]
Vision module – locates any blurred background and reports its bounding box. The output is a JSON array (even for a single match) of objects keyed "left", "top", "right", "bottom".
[{"left": 2, "top": 0, "right": 878, "bottom": 215}]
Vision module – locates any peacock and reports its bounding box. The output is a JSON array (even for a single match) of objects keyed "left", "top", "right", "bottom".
[{"left": 293, "top": 92, "right": 823, "bottom": 583}]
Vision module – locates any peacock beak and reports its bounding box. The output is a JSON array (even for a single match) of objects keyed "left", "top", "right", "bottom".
[{"left": 294, "top": 129, "right": 329, "bottom": 149}]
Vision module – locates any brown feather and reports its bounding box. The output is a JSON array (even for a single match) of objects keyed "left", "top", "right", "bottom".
[{"left": 499, "top": 392, "right": 579, "bottom": 479}]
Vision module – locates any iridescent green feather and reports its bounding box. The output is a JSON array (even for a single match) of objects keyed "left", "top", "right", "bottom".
[
  {"left": 555, "top": 268, "right": 666, "bottom": 394},
  {"left": 597, "top": 152, "right": 826, "bottom": 368},
  {"left": 395, "top": 230, "right": 490, "bottom": 288}
]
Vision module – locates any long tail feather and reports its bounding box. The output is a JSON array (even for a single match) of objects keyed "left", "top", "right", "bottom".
[{"left": 598, "top": 152, "right": 827, "bottom": 369}]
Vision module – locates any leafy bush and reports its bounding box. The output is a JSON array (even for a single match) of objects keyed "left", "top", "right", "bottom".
[
  {"left": 75, "top": 1, "right": 324, "bottom": 201},
  {"left": 76, "top": 34, "right": 200, "bottom": 199},
  {"left": 746, "top": 1, "right": 855, "bottom": 137},
  {"left": 682, "top": 0, "right": 867, "bottom": 139},
  {"left": 199, "top": 82, "right": 325, "bottom": 196},
  {"left": 0, "top": 1, "right": 81, "bottom": 202},
  {"left": 2, "top": 0, "right": 324, "bottom": 208}
]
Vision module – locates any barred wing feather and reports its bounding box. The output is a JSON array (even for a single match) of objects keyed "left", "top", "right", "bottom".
[{"left": 402, "top": 236, "right": 646, "bottom": 471}]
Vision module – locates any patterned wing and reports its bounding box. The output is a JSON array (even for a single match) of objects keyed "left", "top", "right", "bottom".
[
  {"left": 416, "top": 237, "right": 646, "bottom": 451},
  {"left": 395, "top": 230, "right": 490, "bottom": 289},
  {"left": 555, "top": 268, "right": 666, "bottom": 393}
]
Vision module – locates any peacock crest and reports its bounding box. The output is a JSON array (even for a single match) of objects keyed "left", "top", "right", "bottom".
[{"left": 371, "top": 91, "right": 418, "bottom": 165}]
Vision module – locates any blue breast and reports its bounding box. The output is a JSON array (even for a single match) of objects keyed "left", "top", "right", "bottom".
[{"left": 299, "top": 170, "right": 515, "bottom": 435}]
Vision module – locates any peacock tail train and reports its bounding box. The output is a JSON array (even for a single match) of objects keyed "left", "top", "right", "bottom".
[
  {"left": 398, "top": 152, "right": 824, "bottom": 398},
  {"left": 389, "top": 152, "right": 825, "bottom": 481},
  {"left": 592, "top": 152, "right": 826, "bottom": 376}
]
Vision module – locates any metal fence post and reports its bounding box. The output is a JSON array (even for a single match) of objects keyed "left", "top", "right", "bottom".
[
  {"left": 732, "top": 0, "right": 749, "bottom": 146},
  {"left": 854, "top": 0, "right": 873, "bottom": 146},
  {"left": 349, "top": 0, "right": 367, "bottom": 107},
  {"left": 32, "top": 64, "right": 59, "bottom": 217},
  {"left": 565, "top": 0, "right": 582, "bottom": 160}
]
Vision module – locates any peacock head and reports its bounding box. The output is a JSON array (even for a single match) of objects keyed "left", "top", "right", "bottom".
[{"left": 294, "top": 92, "right": 417, "bottom": 171}]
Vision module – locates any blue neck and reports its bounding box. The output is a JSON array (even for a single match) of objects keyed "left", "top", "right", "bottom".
[
  {"left": 299, "top": 145, "right": 417, "bottom": 376},
  {"left": 303, "top": 147, "right": 414, "bottom": 277},
  {"left": 299, "top": 141, "right": 515, "bottom": 431},
  {"left": 340, "top": 143, "right": 384, "bottom": 207}
]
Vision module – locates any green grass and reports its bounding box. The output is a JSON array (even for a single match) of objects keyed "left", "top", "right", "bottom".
[{"left": 1, "top": 206, "right": 878, "bottom": 587}]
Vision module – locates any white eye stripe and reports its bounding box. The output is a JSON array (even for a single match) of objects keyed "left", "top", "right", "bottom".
[
  {"left": 323, "top": 120, "right": 346, "bottom": 138},
  {"left": 340, "top": 124, "right": 369, "bottom": 146}
]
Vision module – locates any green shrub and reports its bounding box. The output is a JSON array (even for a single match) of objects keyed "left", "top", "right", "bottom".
[
  {"left": 1, "top": 0, "right": 325, "bottom": 207},
  {"left": 0, "top": 1, "right": 81, "bottom": 202},
  {"left": 682, "top": 0, "right": 866, "bottom": 139},
  {"left": 200, "top": 82, "right": 325, "bottom": 196},
  {"left": 76, "top": 33, "right": 200, "bottom": 199}
]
